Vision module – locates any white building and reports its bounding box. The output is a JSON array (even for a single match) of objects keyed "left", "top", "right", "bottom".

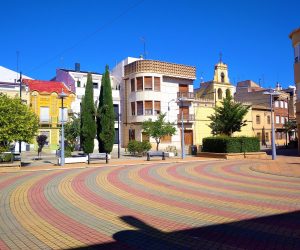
[
  {"left": 112, "top": 57, "right": 196, "bottom": 153},
  {"left": 55, "top": 63, "right": 121, "bottom": 146}
]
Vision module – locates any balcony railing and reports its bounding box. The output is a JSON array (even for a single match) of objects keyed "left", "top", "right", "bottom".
[
  {"left": 177, "top": 92, "right": 195, "bottom": 100},
  {"left": 177, "top": 114, "right": 195, "bottom": 122}
]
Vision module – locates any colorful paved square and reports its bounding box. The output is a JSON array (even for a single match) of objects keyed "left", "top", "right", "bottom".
[{"left": 0, "top": 160, "right": 299, "bottom": 249}]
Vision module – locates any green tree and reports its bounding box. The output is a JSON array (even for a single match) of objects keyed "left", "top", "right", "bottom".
[
  {"left": 97, "top": 65, "right": 115, "bottom": 162},
  {"left": 142, "top": 113, "right": 176, "bottom": 151},
  {"left": 0, "top": 93, "right": 39, "bottom": 149},
  {"left": 65, "top": 115, "right": 80, "bottom": 152},
  {"left": 208, "top": 95, "right": 250, "bottom": 136},
  {"left": 81, "top": 73, "right": 96, "bottom": 154},
  {"left": 284, "top": 120, "right": 297, "bottom": 142}
]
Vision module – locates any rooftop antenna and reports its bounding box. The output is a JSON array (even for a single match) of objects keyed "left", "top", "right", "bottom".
[
  {"left": 16, "top": 51, "right": 20, "bottom": 82},
  {"left": 140, "top": 37, "right": 146, "bottom": 59}
]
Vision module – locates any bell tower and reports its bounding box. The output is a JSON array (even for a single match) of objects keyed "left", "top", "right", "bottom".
[{"left": 213, "top": 53, "right": 230, "bottom": 84}]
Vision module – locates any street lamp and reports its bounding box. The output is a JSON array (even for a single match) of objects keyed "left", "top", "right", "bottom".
[
  {"left": 167, "top": 99, "right": 175, "bottom": 122},
  {"left": 263, "top": 89, "right": 280, "bottom": 160},
  {"left": 178, "top": 97, "right": 185, "bottom": 159},
  {"left": 59, "top": 90, "right": 68, "bottom": 166},
  {"left": 117, "top": 111, "right": 121, "bottom": 159},
  {"left": 17, "top": 72, "right": 23, "bottom": 154}
]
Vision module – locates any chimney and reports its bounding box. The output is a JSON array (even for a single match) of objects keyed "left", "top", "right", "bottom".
[{"left": 75, "top": 63, "right": 80, "bottom": 72}]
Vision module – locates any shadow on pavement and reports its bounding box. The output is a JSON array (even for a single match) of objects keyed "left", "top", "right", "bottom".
[
  {"left": 70, "top": 211, "right": 300, "bottom": 250},
  {"left": 263, "top": 147, "right": 299, "bottom": 157}
]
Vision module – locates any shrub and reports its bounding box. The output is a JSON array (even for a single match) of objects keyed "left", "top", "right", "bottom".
[
  {"left": 202, "top": 136, "right": 260, "bottom": 153},
  {"left": 0, "top": 152, "right": 13, "bottom": 162},
  {"left": 127, "top": 140, "right": 152, "bottom": 156}
]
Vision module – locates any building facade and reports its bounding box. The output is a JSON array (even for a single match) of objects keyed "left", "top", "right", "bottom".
[
  {"left": 23, "top": 79, "right": 75, "bottom": 150},
  {"left": 289, "top": 27, "right": 300, "bottom": 153},
  {"left": 112, "top": 58, "right": 196, "bottom": 153},
  {"left": 194, "top": 61, "right": 253, "bottom": 146},
  {"left": 235, "top": 80, "right": 290, "bottom": 146},
  {"left": 55, "top": 63, "right": 121, "bottom": 147}
]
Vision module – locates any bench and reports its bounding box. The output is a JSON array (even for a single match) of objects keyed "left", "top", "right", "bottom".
[
  {"left": 147, "top": 151, "right": 165, "bottom": 161},
  {"left": 87, "top": 153, "right": 111, "bottom": 164}
]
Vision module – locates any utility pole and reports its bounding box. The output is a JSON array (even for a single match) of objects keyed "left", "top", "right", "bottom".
[{"left": 19, "top": 72, "right": 23, "bottom": 153}]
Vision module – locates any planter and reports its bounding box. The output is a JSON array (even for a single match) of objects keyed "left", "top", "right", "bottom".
[
  {"left": 197, "top": 152, "right": 267, "bottom": 160},
  {"left": 58, "top": 156, "right": 87, "bottom": 164}
]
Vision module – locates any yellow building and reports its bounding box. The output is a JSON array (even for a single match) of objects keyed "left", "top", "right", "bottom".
[
  {"left": 23, "top": 79, "right": 75, "bottom": 150},
  {"left": 194, "top": 60, "right": 254, "bottom": 147},
  {"left": 289, "top": 27, "right": 300, "bottom": 153}
]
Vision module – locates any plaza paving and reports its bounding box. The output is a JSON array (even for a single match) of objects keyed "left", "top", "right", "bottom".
[{"left": 0, "top": 158, "right": 300, "bottom": 249}]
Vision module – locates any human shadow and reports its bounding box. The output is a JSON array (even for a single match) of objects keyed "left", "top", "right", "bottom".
[{"left": 71, "top": 211, "right": 300, "bottom": 250}]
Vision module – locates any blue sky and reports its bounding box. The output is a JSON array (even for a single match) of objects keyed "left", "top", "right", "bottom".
[{"left": 1, "top": 0, "right": 299, "bottom": 89}]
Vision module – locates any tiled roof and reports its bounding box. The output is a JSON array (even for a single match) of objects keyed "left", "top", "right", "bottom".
[{"left": 23, "top": 79, "right": 73, "bottom": 95}]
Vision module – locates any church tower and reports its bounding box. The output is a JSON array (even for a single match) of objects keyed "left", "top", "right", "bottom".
[{"left": 195, "top": 55, "right": 235, "bottom": 106}]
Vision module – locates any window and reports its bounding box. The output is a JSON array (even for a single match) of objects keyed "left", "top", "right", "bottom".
[
  {"left": 40, "top": 107, "right": 50, "bottom": 122},
  {"left": 275, "top": 115, "right": 280, "bottom": 124},
  {"left": 154, "top": 77, "right": 160, "bottom": 91},
  {"left": 59, "top": 108, "right": 68, "bottom": 122},
  {"left": 217, "top": 88, "right": 222, "bottom": 99},
  {"left": 281, "top": 116, "right": 285, "bottom": 124},
  {"left": 221, "top": 72, "right": 225, "bottom": 83},
  {"left": 276, "top": 132, "right": 283, "bottom": 140},
  {"left": 113, "top": 104, "right": 119, "bottom": 121},
  {"left": 145, "top": 101, "right": 153, "bottom": 115},
  {"left": 129, "top": 129, "right": 135, "bottom": 141},
  {"left": 294, "top": 43, "right": 300, "bottom": 63},
  {"left": 131, "top": 102, "right": 135, "bottom": 115},
  {"left": 257, "top": 132, "right": 261, "bottom": 140},
  {"left": 154, "top": 101, "right": 161, "bottom": 115},
  {"left": 93, "top": 82, "right": 98, "bottom": 89},
  {"left": 225, "top": 89, "right": 231, "bottom": 98},
  {"left": 161, "top": 135, "right": 172, "bottom": 143},
  {"left": 284, "top": 101, "right": 288, "bottom": 109},
  {"left": 275, "top": 101, "right": 279, "bottom": 108},
  {"left": 77, "top": 80, "right": 81, "bottom": 87},
  {"left": 142, "top": 132, "right": 149, "bottom": 142},
  {"left": 136, "top": 77, "right": 143, "bottom": 91},
  {"left": 267, "top": 115, "right": 271, "bottom": 124},
  {"left": 266, "top": 132, "right": 269, "bottom": 142},
  {"left": 114, "top": 128, "right": 119, "bottom": 144},
  {"left": 137, "top": 101, "right": 143, "bottom": 115},
  {"left": 256, "top": 115, "right": 261, "bottom": 124},
  {"left": 280, "top": 101, "right": 284, "bottom": 108},
  {"left": 131, "top": 78, "right": 135, "bottom": 92},
  {"left": 144, "top": 76, "right": 152, "bottom": 90}
]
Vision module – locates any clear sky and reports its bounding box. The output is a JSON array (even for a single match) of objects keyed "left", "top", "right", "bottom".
[{"left": 1, "top": 0, "right": 299, "bottom": 89}]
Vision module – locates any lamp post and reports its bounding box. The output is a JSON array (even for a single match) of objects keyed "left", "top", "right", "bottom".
[
  {"left": 59, "top": 90, "right": 68, "bottom": 166},
  {"left": 178, "top": 97, "right": 185, "bottom": 159},
  {"left": 117, "top": 112, "right": 121, "bottom": 159},
  {"left": 263, "top": 89, "right": 280, "bottom": 160},
  {"left": 18, "top": 72, "right": 23, "bottom": 153},
  {"left": 167, "top": 99, "right": 175, "bottom": 122}
]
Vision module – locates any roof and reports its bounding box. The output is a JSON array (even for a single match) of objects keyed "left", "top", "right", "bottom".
[
  {"left": 59, "top": 68, "right": 101, "bottom": 75},
  {"left": 0, "top": 66, "right": 33, "bottom": 82},
  {"left": 22, "top": 79, "right": 73, "bottom": 95}
]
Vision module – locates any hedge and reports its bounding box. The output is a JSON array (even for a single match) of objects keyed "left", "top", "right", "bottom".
[{"left": 202, "top": 136, "right": 260, "bottom": 153}]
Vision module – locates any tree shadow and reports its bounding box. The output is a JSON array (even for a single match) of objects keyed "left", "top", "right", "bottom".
[
  {"left": 70, "top": 211, "right": 300, "bottom": 249},
  {"left": 263, "top": 148, "right": 299, "bottom": 157}
]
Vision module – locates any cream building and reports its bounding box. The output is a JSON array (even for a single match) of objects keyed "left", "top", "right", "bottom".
[
  {"left": 194, "top": 60, "right": 253, "bottom": 147},
  {"left": 289, "top": 27, "right": 300, "bottom": 153},
  {"left": 112, "top": 57, "right": 196, "bottom": 153}
]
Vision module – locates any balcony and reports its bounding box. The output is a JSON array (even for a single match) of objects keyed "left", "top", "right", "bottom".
[
  {"left": 177, "top": 92, "right": 195, "bottom": 100},
  {"left": 177, "top": 114, "right": 195, "bottom": 122}
]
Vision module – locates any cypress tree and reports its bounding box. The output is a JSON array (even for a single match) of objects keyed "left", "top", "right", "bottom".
[
  {"left": 81, "top": 73, "right": 96, "bottom": 153},
  {"left": 97, "top": 65, "right": 115, "bottom": 161}
]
